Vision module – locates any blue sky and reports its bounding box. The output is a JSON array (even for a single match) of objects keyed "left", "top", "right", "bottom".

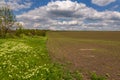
[
  {"left": 0, "top": 0, "right": 120, "bottom": 30},
  {"left": 9, "top": 0, "right": 120, "bottom": 14}
]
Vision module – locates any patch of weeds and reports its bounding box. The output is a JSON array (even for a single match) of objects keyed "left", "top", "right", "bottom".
[
  {"left": 63, "top": 71, "right": 74, "bottom": 80},
  {"left": 91, "top": 72, "right": 107, "bottom": 80},
  {"left": 72, "top": 71, "right": 83, "bottom": 80},
  {"left": 62, "top": 70, "right": 83, "bottom": 80}
]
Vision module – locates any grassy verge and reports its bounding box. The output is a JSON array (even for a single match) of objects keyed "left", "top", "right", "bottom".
[{"left": 0, "top": 36, "right": 83, "bottom": 80}]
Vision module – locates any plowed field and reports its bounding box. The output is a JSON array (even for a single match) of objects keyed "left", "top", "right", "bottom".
[{"left": 47, "top": 31, "right": 120, "bottom": 80}]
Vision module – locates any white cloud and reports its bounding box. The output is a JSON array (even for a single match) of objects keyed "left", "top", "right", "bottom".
[
  {"left": 17, "top": 0, "right": 120, "bottom": 30},
  {"left": 0, "top": 0, "right": 6, "bottom": 7},
  {"left": 0, "top": 0, "right": 32, "bottom": 11},
  {"left": 92, "top": 0, "right": 116, "bottom": 6}
]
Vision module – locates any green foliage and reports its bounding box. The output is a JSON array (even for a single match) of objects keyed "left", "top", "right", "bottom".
[
  {"left": 91, "top": 73, "right": 107, "bottom": 80},
  {"left": 61, "top": 70, "right": 83, "bottom": 80},
  {"left": 73, "top": 71, "right": 83, "bottom": 80},
  {"left": 15, "top": 29, "right": 47, "bottom": 37},
  {"left": 0, "top": 37, "right": 82, "bottom": 80},
  {"left": 3, "top": 33, "right": 16, "bottom": 38},
  {"left": 0, "top": 28, "right": 47, "bottom": 38}
]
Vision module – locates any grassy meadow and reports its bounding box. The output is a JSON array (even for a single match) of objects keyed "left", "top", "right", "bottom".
[
  {"left": 0, "top": 36, "right": 51, "bottom": 79},
  {"left": 0, "top": 34, "right": 83, "bottom": 80}
]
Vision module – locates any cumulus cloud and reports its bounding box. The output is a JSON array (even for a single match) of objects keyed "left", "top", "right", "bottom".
[
  {"left": 92, "top": 0, "right": 116, "bottom": 6},
  {"left": 0, "top": 0, "right": 6, "bottom": 7},
  {"left": 17, "top": 0, "right": 120, "bottom": 30},
  {"left": 0, "top": 0, "right": 32, "bottom": 11}
]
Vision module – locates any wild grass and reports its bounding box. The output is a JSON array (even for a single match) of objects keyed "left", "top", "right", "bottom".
[
  {"left": 91, "top": 73, "right": 107, "bottom": 80},
  {"left": 0, "top": 36, "right": 83, "bottom": 80}
]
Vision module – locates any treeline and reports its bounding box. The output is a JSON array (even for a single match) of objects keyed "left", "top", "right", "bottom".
[
  {"left": 15, "top": 29, "right": 47, "bottom": 37},
  {"left": 0, "top": 29, "right": 47, "bottom": 38}
]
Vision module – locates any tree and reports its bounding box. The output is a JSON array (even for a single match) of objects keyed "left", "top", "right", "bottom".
[{"left": 0, "top": 6, "right": 16, "bottom": 37}]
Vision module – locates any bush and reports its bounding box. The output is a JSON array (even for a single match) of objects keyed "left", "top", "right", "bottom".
[
  {"left": 15, "top": 29, "right": 47, "bottom": 37},
  {"left": 5, "top": 33, "right": 15, "bottom": 38}
]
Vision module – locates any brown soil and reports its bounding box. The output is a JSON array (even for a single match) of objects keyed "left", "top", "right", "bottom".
[{"left": 47, "top": 31, "right": 120, "bottom": 80}]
